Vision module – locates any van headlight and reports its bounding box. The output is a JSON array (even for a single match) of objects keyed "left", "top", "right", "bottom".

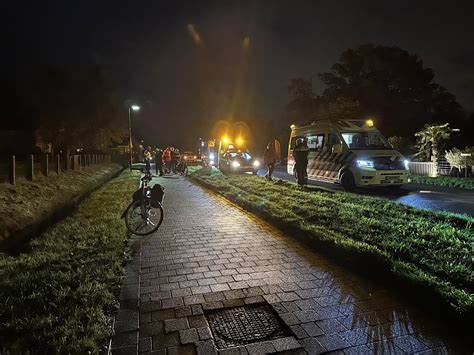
[
  {"left": 231, "top": 161, "right": 241, "bottom": 168},
  {"left": 404, "top": 159, "right": 410, "bottom": 170},
  {"left": 357, "top": 159, "right": 374, "bottom": 168},
  {"left": 253, "top": 160, "right": 260, "bottom": 167}
]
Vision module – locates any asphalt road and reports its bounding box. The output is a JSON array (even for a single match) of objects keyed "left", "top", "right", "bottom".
[{"left": 257, "top": 166, "right": 474, "bottom": 216}]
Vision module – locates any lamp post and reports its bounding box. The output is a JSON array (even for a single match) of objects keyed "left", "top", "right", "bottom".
[{"left": 128, "top": 105, "right": 140, "bottom": 171}]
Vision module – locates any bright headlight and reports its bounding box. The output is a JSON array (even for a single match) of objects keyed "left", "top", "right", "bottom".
[
  {"left": 209, "top": 159, "right": 215, "bottom": 165},
  {"left": 404, "top": 159, "right": 410, "bottom": 170},
  {"left": 209, "top": 153, "right": 215, "bottom": 160},
  {"left": 232, "top": 161, "right": 241, "bottom": 168},
  {"left": 253, "top": 160, "right": 260, "bottom": 167},
  {"left": 357, "top": 159, "right": 374, "bottom": 168}
]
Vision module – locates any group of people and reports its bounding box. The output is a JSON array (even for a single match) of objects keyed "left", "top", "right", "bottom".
[
  {"left": 263, "top": 139, "right": 309, "bottom": 188},
  {"left": 142, "top": 145, "right": 184, "bottom": 176}
]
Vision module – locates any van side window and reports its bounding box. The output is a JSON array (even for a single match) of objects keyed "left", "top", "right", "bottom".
[{"left": 307, "top": 135, "right": 324, "bottom": 151}]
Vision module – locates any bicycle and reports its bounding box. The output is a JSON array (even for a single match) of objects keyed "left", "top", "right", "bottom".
[
  {"left": 122, "top": 168, "right": 164, "bottom": 236},
  {"left": 175, "top": 160, "right": 188, "bottom": 176}
]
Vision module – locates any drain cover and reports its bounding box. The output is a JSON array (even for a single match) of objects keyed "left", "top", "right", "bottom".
[{"left": 205, "top": 303, "right": 291, "bottom": 349}]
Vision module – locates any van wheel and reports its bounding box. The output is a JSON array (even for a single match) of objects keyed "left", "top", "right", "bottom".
[{"left": 340, "top": 171, "right": 356, "bottom": 191}]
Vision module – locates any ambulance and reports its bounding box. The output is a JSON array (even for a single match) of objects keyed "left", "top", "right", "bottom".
[{"left": 287, "top": 119, "right": 409, "bottom": 190}]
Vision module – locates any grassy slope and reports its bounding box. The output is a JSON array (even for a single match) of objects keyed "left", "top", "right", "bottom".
[
  {"left": 190, "top": 167, "right": 474, "bottom": 317},
  {"left": 410, "top": 174, "right": 474, "bottom": 189},
  {"left": 0, "top": 164, "right": 123, "bottom": 243},
  {"left": 0, "top": 170, "right": 140, "bottom": 352}
]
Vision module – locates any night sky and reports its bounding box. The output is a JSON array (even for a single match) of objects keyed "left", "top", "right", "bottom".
[{"left": 5, "top": 0, "right": 474, "bottom": 148}]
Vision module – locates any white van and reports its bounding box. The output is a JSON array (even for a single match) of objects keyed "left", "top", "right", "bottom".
[{"left": 287, "top": 119, "right": 409, "bottom": 190}]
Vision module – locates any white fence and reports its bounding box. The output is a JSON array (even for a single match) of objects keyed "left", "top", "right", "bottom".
[{"left": 409, "top": 162, "right": 436, "bottom": 176}]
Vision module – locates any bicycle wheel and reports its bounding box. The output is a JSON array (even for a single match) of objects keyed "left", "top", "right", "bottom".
[{"left": 124, "top": 199, "right": 164, "bottom": 236}]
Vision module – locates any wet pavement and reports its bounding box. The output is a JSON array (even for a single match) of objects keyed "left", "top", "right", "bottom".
[
  {"left": 266, "top": 166, "right": 474, "bottom": 216},
  {"left": 111, "top": 175, "right": 473, "bottom": 354}
]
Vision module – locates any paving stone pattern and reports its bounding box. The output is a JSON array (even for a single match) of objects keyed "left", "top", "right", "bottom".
[{"left": 112, "top": 175, "right": 470, "bottom": 354}]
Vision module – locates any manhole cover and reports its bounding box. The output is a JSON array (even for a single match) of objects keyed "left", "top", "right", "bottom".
[{"left": 205, "top": 303, "right": 291, "bottom": 349}]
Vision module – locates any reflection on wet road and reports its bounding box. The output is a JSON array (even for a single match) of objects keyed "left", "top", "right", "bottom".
[{"left": 264, "top": 167, "right": 474, "bottom": 216}]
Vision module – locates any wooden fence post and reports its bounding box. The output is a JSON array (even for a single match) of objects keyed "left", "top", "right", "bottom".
[
  {"left": 56, "top": 154, "right": 60, "bottom": 174},
  {"left": 28, "top": 154, "right": 34, "bottom": 181},
  {"left": 45, "top": 154, "right": 49, "bottom": 177},
  {"left": 9, "top": 155, "right": 16, "bottom": 186}
]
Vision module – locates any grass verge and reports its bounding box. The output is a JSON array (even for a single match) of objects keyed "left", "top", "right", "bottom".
[
  {"left": 0, "top": 170, "right": 140, "bottom": 352},
  {"left": 189, "top": 167, "right": 473, "bottom": 319},
  {"left": 410, "top": 174, "right": 474, "bottom": 189},
  {"left": 0, "top": 163, "right": 123, "bottom": 244}
]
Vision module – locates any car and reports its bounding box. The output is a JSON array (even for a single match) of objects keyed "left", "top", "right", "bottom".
[
  {"left": 218, "top": 150, "right": 260, "bottom": 174},
  {"left": 183, "top": 151, "right": 197, "bottom": 163}
]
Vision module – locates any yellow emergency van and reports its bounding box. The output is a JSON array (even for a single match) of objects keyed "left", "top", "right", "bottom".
[{"left": 287, "top": 119, "right": 409, "bottom": 190}]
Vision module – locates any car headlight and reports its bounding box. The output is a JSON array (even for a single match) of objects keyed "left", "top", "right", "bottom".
[
  {"left": 209, "top": 153, "right": 215, "bottom": 160},
  {"left": 404, "top": 159, "right": 410, "bottom": 170},
  {"left": 253, "top": 160, "right": 260, "bottom": 167},
  {"left": 209, "top": 159, "right": 215, "bottom": 165},
  {"left": 357, "top": 159, "right": 374, "bottom": 168},
  {"left": 232, "top": 161, "right": 241, "bottom": 168}
]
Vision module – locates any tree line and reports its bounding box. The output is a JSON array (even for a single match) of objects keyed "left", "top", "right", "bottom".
[{"left": 1, "top": 67, "right": 127, "bottom": 155}]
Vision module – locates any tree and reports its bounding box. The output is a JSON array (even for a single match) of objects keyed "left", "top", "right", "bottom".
[
  {"left": 316, "top": 97, "right": 363, "bottom": 122},
  {"left": 319, "top": 44, "right": 462, "bottom": 137},
  {"left": 286, "top": 78, "right": 319, "bottom": 125},
  {"left": 414, "top": 123, "right": 459, "bottom": 165}
]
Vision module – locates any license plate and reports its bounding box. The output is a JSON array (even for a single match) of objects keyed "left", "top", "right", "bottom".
[{"left": 382, "top": 176, "right": 402, "bottom": 184}]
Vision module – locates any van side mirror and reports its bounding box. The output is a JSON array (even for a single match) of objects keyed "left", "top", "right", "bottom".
[{"left": 332, "top": 144, "right": 343, "bottom": 153}]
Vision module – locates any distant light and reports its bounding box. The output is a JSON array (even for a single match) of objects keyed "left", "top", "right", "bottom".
[
  {"left": 404, "top": 159, "right": 410, "bottom": 170},
  {"left": 131, "top": 105, "right": 140, "bottom": 111},
  {"left": 290, "top": 124, "right": 296, "bottom": 129},
  {"left": 366, "top": 119, "right": 374, "bottom": 127},
  {"left": 222, "top": 137, "right": 230, "bottom": 144},
  {"left": 243, "top": 36, "right": 250, "bottom": 50},
  {"left": 236, "top": 137, "right": 244, "bottom": 145},
  {"left": 187, "top": 24, "right": 202, "bottom": 46}
]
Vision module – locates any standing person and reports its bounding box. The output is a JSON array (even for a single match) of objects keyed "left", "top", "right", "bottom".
[
  {"left": 293, "top": 138, "right": 309, "bottom": 188},
  {"left": 155, "top": 148, "right": 164, "bottom": 176},
  {"left": 163, "top": 147, "right": 172, "bottom": 173},
  {"left": 263, "top": 141, "right": 277, "bottom": 181},
  {"left": 170, "top": 147, "right": 176, "bottom": 173},
  {"left": 143, "top": 145, "right": 152, "bottom": 173}
]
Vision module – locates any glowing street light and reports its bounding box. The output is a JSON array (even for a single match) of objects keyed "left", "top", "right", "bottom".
[{"left": 128, "top": 105, "right": 140, "bottom": 171}]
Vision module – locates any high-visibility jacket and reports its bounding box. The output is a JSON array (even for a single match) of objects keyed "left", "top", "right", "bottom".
[{"left": 163, "top": 149, "right": 172, "bottom": 162}]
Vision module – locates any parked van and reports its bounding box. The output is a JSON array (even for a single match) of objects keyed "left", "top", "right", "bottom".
[{"left": 287, "top": 119, "right": 409, "bottom": 190}]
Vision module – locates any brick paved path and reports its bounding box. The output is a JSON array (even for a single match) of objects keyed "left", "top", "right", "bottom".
[{"left": 111, "top": 175, "right": 470, "bottom": 354}]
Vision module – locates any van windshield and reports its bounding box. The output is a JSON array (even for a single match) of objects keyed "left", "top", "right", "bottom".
[{"left": 341, "top": 132, "right": 391, "bottom": 150}]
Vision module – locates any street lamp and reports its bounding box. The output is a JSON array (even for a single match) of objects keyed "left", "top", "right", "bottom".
[{"left": 128, "top": 105, "right": 140, "bottom": 171}]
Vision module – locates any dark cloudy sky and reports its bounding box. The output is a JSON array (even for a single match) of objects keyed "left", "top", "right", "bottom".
[{"left": 5, "top": 0, "right": 474, "bottom": 146}]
